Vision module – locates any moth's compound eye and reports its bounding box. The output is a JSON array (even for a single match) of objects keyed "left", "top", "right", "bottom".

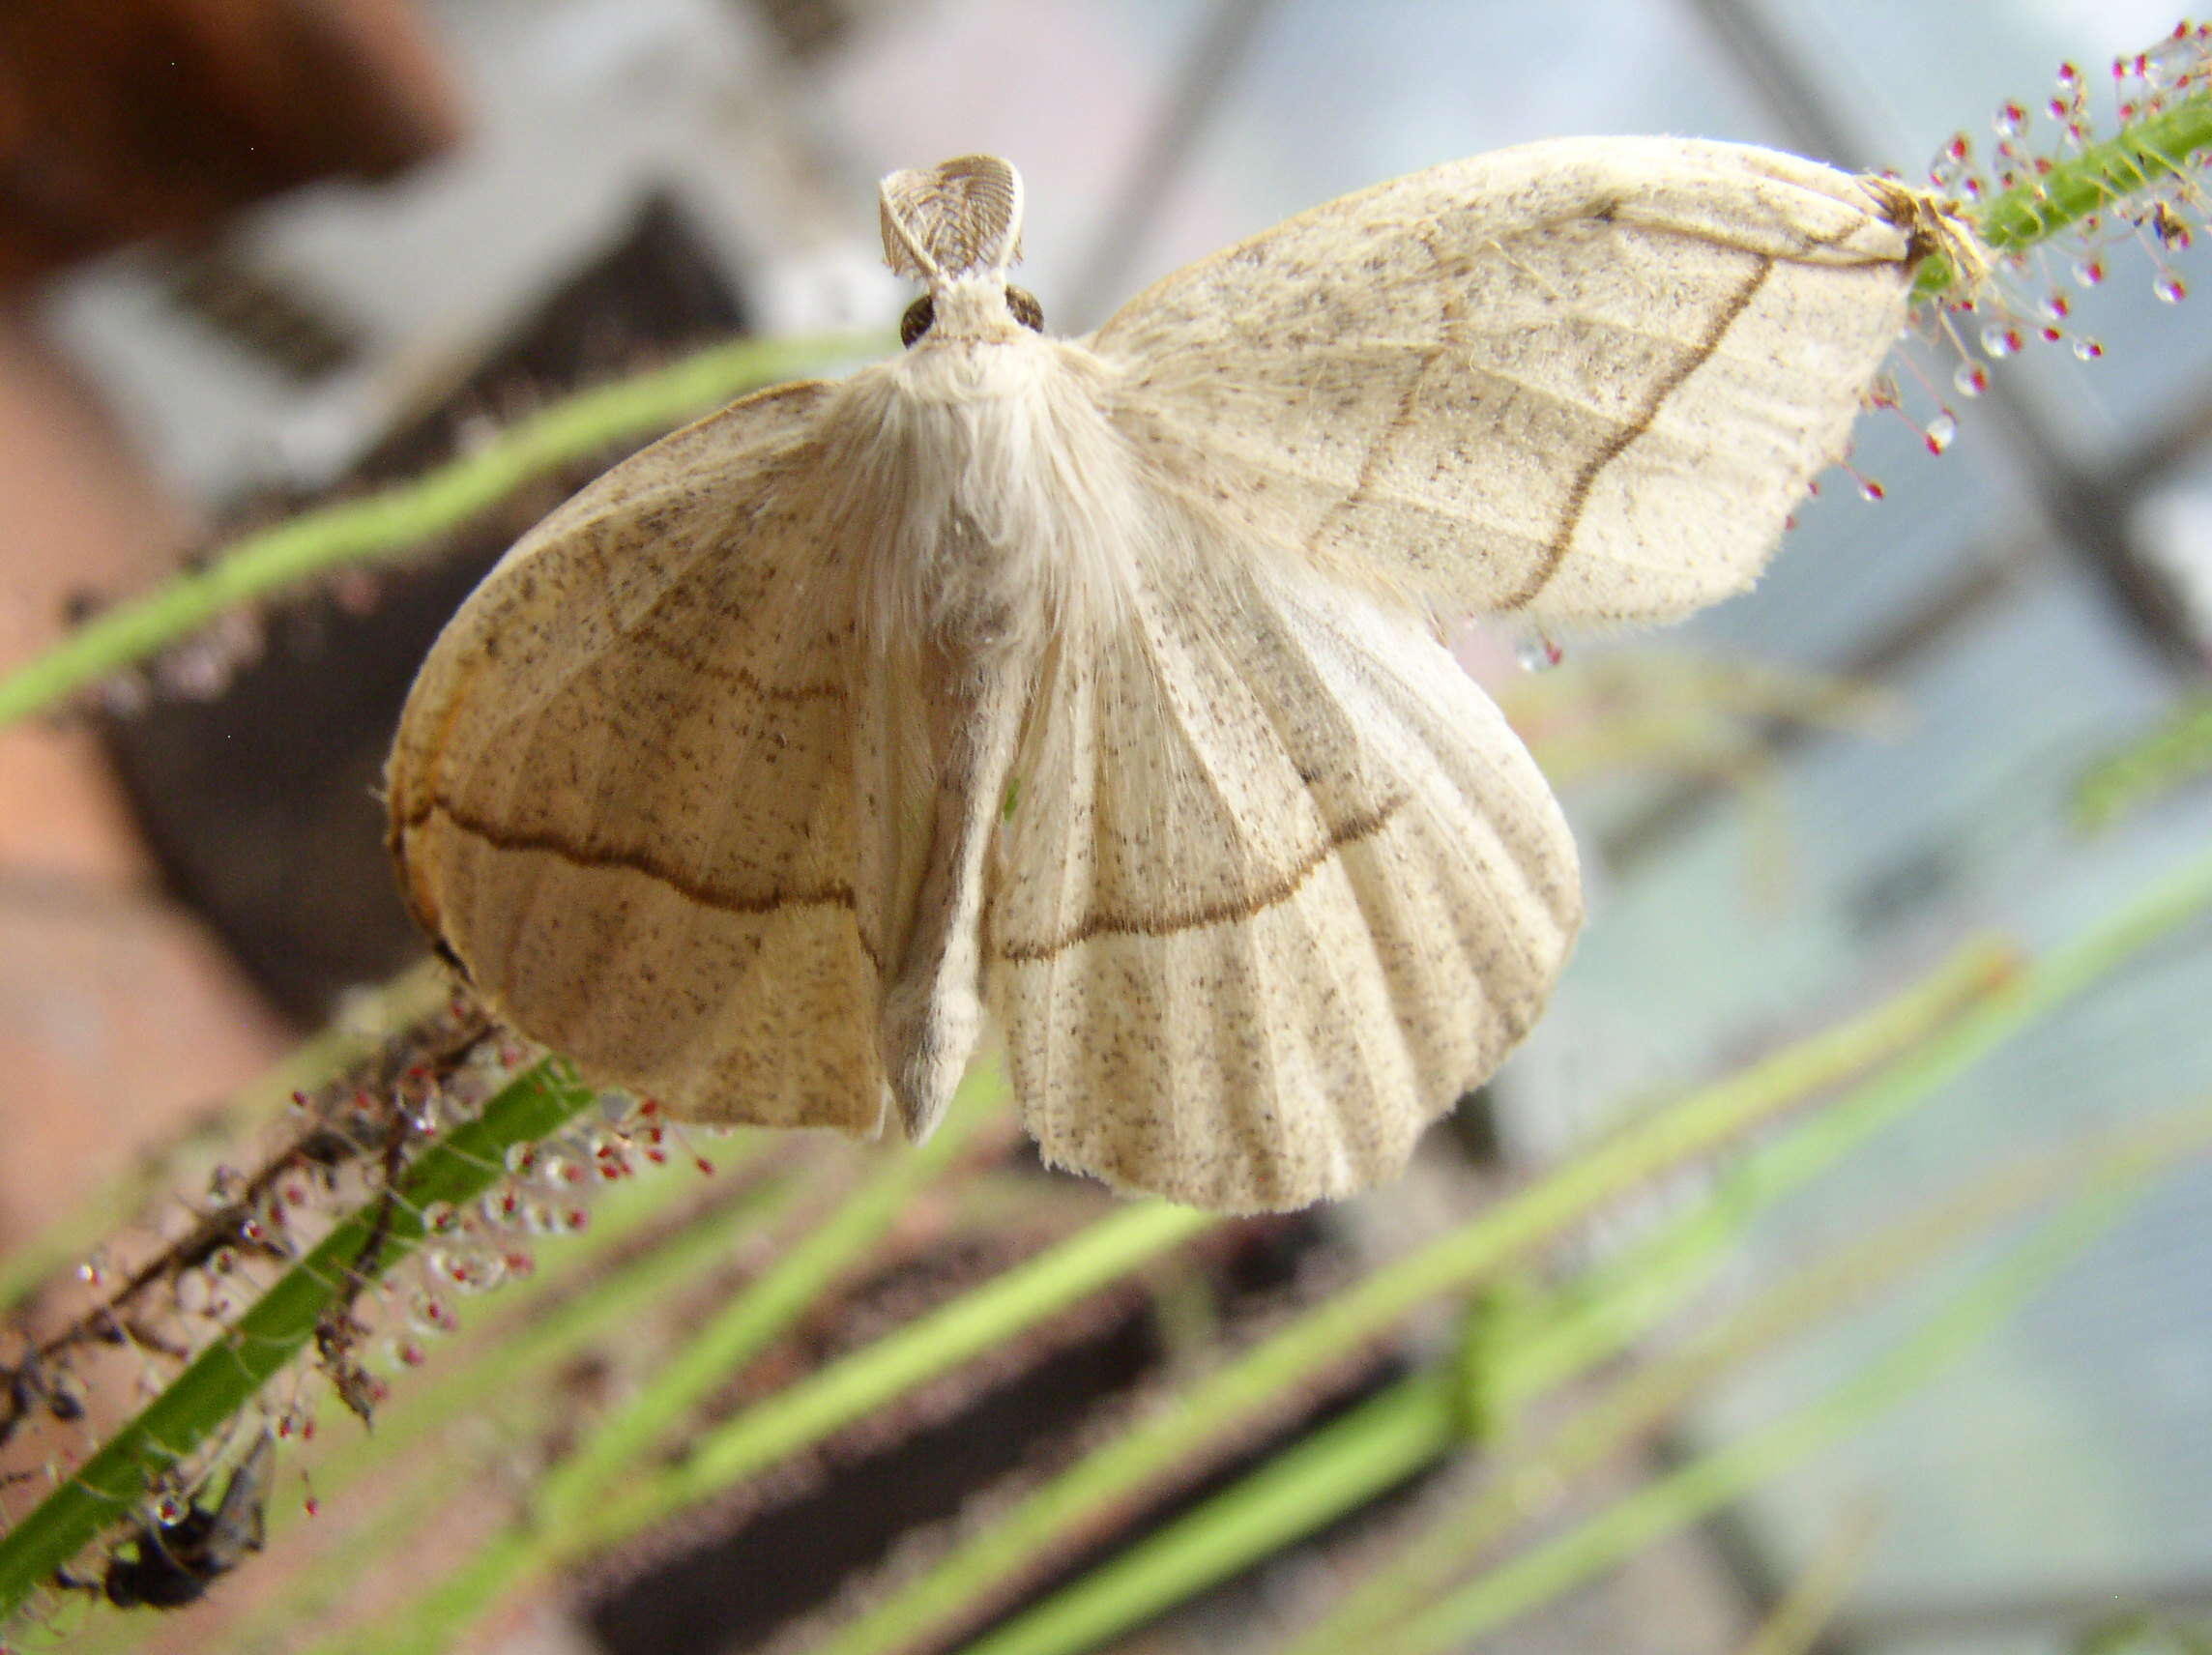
[{"left": 901, "top": 289, "right": 1044, "bottom": 346}]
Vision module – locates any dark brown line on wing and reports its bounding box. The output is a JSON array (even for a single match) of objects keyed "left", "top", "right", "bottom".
[
  {"left": 1299, "top": 231, "right": 1464, "bottom": 563},
  {"left": 993, "top": 793, "right": 1406, "bottom": 963},
  {"left": 408, "top": 793, "right": 883, "bottom": 973},
  {"left": 630, "top": 622, "right": 848, "bottom": 703},
  {"left": 1299, "top": 347, "right": 1442, "bottom": 559},
  {"left": 1496, "top": 252, "right": 1777, "bottom": 613}
]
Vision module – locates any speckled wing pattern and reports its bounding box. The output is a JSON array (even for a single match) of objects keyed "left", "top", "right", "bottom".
[
  {"left": 1092, "top": 136, "right": 1920, "bottom": 624},
  {"left": 986, "top": 531, "right": 1583, "bottom": 1212},
  {"left": 981, "top": 136, "right": 1926, "bottom": 1206},
  {"left": 387, "top": 137, "right": 1938, "bottom": 1213},
  {"left": 387, "top": 381, "right": 915, "bottom": 1135}
]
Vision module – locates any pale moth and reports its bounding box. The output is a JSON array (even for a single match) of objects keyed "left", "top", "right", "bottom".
[{"left": 387, "top": 139, "right": 1971, "bottom": 1213}]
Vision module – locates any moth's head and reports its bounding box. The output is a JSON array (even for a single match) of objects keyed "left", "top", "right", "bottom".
[{"left": 879, "top": 154, "right": 1047, "bottom": 347}]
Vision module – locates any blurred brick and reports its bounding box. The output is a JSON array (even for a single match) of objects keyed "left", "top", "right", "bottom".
[
  {"left": 0, "top": 311, "right": 287, "bottom": 1249},
  {"left": 0, "top": 887, "right": 290, "bottom": 1242}
]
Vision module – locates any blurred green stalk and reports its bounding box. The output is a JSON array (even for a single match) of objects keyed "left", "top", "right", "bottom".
[
  {"left": 816, "top": 839, "right": 2212, "bottom": 1655},
  {"left": 1913, "top": 86, "right": 2212, "bottom": 298},
  {"left": 1383, "top": 1163, "right": 2160, "bottom": 1654},
  {"left": 0, "top": 330, "right": 884, "bottom": 730},
  {"left": 358, "top": 1186, "right": 1214, "bottom": 1655},
  {"left": 2075, "top": 695, "right": 2212, "bottom": 830}
]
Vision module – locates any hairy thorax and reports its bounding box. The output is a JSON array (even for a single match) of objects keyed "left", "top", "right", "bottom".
[{"left": 820, "top": 307, "right": 1147, "bottom": 666}]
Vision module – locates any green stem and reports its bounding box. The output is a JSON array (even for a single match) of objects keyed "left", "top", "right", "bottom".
[
  {"left": 1383, "top": 1168, "right": 2158, "bottom": 1655},
  {"left": 304, "top": 1202, "right": 1215, "bottom": 1649},
  {"left": 66, "top": 1158, "right": 800, "bottom": 1655},
  {"left": 961, "top": 1372, "right": 1461, "bottom": 1655},
  {"left": 536, "top": 1087, "right": 1003, "bottom": 1531},
  {"left": 2074, "top": 695, "right": 2212, "bottom": 830},
  {"left": 0, "top": 1059, "right": 597, "bottom": 1623},
  {"left": 975, "top": 1095, "right": 2212, "bottom": 1655},
  {"left": 1500, "top": 938, "right": 2010, "bottom": 1400},
  {"left": 1916, "top": 87, "right": 2212, "bottom": 298},
  {"left": 574, "top": 1198, "right": 1220, "bottom": 1553},
  {"left": 1300, "top": 1105, "right": 2212, "bottom": 1655},
  {"left": 355, "top": 1193, "right": 1214, "bottom": 1655},
  {"left": 347, "top": 1075, "right": 1203, "bottom": 1654},
  {"left": 809, "top": 843, "right": 2212, "bottom": 1655},
  {"left": 288, "top": 1144, "right": 791, "bottom": 1520},
  {"left": 1977, "top": 90, "right": 2212, "bottom": 253},
  {"left": 0, "top": 330, "right": 884, "bottom": 730},
  {"left": 800, "top": 962, "right": 1997, "bottom": 1655}
]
